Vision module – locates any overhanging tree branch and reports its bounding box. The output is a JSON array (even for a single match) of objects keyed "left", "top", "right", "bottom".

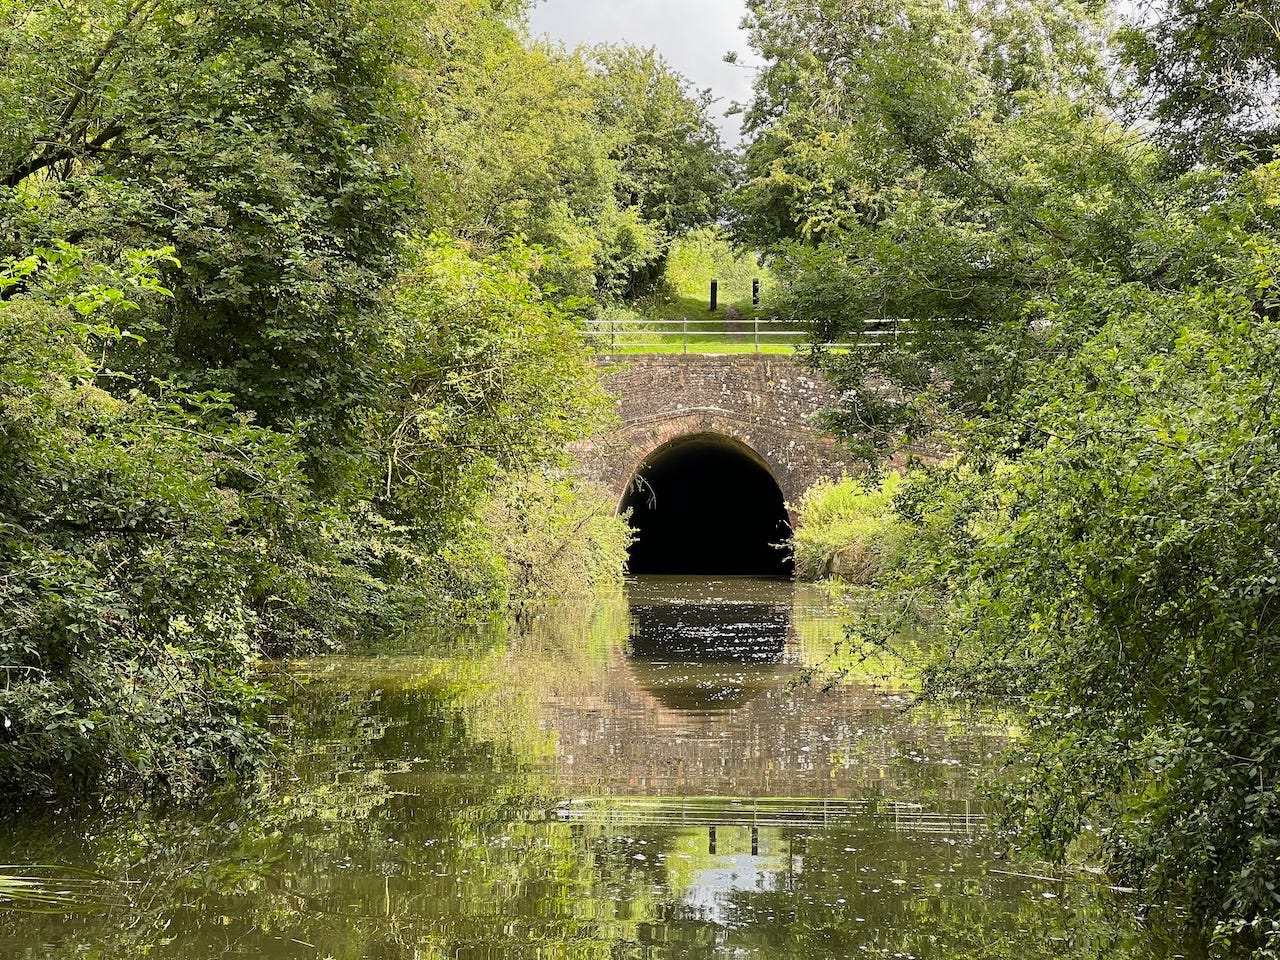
[{"left": 2, "top": 0, "right": 160, "bottom": 189}]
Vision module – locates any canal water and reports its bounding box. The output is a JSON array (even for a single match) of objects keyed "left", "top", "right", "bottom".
[{"left": 0, "top": 577, "right": 1196, "bottom": 958}]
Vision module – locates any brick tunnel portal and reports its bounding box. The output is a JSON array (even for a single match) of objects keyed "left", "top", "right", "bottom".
[{"left": 618, "top": 433, "right": 793, "bottom": 577}]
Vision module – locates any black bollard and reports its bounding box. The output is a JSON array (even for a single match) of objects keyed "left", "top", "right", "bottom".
[{"left": 709, "top": 279, "right": 718, "bottom": 312}]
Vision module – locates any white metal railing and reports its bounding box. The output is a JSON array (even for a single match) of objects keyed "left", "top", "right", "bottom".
[
  {"left": 584, "top": 317, "right": 903, "bottom": 354},
  {"left": 553, "top": 795, "right": 983, "bottom": 835}
]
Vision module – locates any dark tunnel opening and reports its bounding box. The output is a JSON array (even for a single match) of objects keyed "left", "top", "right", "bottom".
[{"left": 619, "top": 435, "right": 793, "bottom": 577}]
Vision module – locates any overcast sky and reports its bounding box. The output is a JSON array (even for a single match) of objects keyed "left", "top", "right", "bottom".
[{"left": 527, "top": 0, "right": 760, "bottom": 145}]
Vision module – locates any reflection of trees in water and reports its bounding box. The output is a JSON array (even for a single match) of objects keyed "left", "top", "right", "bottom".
[
  {"left": 0, "top": 681, "right": 648, "bottom": 960},
  {"left": 0, "top": 591, "right": 1199, "bottom": 960},
  {"left": 516, "top": 593, "right": 1005, "bottom": 805}
]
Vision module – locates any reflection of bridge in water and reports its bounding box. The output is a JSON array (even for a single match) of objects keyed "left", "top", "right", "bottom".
[
  {"left": 521, "top": 578, "right": 1011, "bottom": 811},
  {"left": 556, "top": 796, "right": 984, "bottom": 837}
]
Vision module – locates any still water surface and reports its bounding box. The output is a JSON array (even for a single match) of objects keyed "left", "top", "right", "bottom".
[{"left": 1, "top": 577, "right": 1197, "bottom": 958}]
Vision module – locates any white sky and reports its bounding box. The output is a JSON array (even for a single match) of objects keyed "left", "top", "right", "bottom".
[{"left": 526, "top": 0, "right": 760, "bottom": 145}]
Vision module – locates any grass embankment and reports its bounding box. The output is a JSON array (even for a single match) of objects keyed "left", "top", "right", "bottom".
[
  {"left": 791, "top": 473, "right": 931, "bottom": 686},
  {"left": 592, "top": 228, "right": 802, "bottom": 354},
  {"left": 792, "top": 474, "right": 905, "bottom": 583}
]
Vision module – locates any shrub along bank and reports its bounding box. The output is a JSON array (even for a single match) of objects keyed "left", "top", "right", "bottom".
[{"left": 790, "top": 474, "right": 903, "bottom": 584}]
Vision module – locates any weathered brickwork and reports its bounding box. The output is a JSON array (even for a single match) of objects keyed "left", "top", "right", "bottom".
[{"left": 576, "top": 354, "right": 858, "bottom": 508}]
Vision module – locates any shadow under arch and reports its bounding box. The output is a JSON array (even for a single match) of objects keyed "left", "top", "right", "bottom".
[
  {"left": 619, "top": 432, "right": 793, "bottom": 577},
  {"left": 626, "top": 585, "right": 794, "bottom": 712}
]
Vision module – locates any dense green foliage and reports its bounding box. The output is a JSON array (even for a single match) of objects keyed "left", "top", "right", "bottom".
[
  {"left": 735, "top": 0, "right": 1120, "bottom": 455},
  {"left": 2, "top": 250, "right": 288, "bottom": 797},
  {"left": 791, "top": 474, "right": 902, "bottom": 583},
  {"left": 585, "top": 46, "right": 732, "bottom": 297},
  {"left": 2, "top": 0, "right": 416, "bottom": 446},
  {"left": 0, "top": 0, "right": 726, "bottom": 804},
  {"left": 406, "top": 5, "right": 728, "bottom": 300},
  {"left": 741, "top": 0, "right": 1280, "bottom": 949},
  {"left": 894, "top": 221, "right": 1280, "bottom": 952}
]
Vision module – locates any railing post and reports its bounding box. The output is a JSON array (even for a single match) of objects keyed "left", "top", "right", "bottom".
[
  {"left": 610, "top": 316, "right": 615, "bottom": 352},
  {"left": 754, "top": 317, "right": 759, "bottom": 353},
  {"left": 683, "top": 317, "right": 688, "bottom": 354}
]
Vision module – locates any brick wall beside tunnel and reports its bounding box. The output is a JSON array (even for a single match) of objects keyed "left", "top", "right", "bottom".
[{"left": 575, "top": 354, "right": 858, "bottom": 508}]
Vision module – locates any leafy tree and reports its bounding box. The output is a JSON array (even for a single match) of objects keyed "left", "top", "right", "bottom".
[
  {"left": 1118, "top": 0, "right": 1280, "bottom": 170},
  {"left": 0, "top": 0, "right": 417, "bottom": 451},
  {"left": 404, "top": 9, "right": 730, "bottom": 302},
  {"left": 406, "top": 0, "right": 616, "bottom": 297},
  {"left": 585, "top": 45, "right": 731, "bottom": 296},
  {"left": 0, "top": 0, "right": 635, "bottom": 805},
  {"left": 0, "top": 246, "right": 323, "bottom": 798},
  {"left": 353, "top": 234, "right": 618, "bottom": 616},
  {"left": 734, "top": 0, "right": 1118, "bottom": 455},
  {"left": 888, "top": 173, "right": 1280, "bottom": 950}
]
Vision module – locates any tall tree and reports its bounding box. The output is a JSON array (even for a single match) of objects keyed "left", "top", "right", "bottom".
[
  {"left": 405, "top": 0, "right": 615, "bottom": 297},
  {"left": 584, "top": 45, "right": 731, "bottom": 297},
  {"left": 1, "top": 0, "right": 417, "bottom": 449},
  {"left": 588, "top": 45, "right": 730, "bottom": 234},
  {"left": 0, "top": 0, "right": 631, "bottom": 804},
  {"left": 734, "top": 0, "right": 1120, "bottom": 454},
  {"left": 1119, "top": 0, "right": 1280, "bottom": 170},
  {"left": 739, "top": 0, "right": 1280, "bottom": 948}
]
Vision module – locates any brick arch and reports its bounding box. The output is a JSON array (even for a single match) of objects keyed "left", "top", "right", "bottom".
[
  {"left": 574, "top": 355, "right": 857, "bottom": 512},
  {"left": 614, "top": 418, "right": 791, "bottom": 511}
]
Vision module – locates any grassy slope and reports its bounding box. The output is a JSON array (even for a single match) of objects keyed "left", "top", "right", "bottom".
[{"left": 593, "top": 229, "right": 805, "bottom": 354}]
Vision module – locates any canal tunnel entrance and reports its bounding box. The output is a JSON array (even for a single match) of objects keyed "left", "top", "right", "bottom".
[{"left": 619, "top": 434, "right": 793, "bottom": 576}]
